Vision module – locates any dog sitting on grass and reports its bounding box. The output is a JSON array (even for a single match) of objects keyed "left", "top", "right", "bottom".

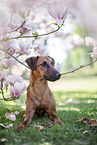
[{"left": 17, "top": 56, "right": 63, "bottom": 131}]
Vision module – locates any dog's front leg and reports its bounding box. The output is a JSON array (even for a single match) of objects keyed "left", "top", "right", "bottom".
[
  {"left": 46, "top": 110, "right": 63, "bottom": 125},
  {"left": 16, "top": 99, "right": 35, "bottom": 131}
]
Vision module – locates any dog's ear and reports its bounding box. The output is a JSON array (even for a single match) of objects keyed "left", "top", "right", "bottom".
[
  {"left": 25, "top": 56, "right": 39, "bottom": 71},
  {"left": 47, "top": 56, "right": 55, "bottom": 66}
]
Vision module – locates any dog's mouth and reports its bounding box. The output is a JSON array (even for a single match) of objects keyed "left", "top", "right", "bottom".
[{"left": 43, "top": 72, "right": 61, "bottom": 82}]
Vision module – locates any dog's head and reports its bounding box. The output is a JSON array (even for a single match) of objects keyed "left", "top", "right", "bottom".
[{"left": 25, "top": 56, "right": 61, "bottom": 81}]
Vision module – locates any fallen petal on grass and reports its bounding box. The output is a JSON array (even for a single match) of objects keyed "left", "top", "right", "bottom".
[
  {"left": 14, "top": 111, "right": 19, "bottom": 115},
  {"left": 0, "top": 138, "right": 8, "bottom": 142},
  {"left": 33, "top": 125, "right": 45, "bottom": 131},
  {"left": 0, "top": 123, "right": 13, "bottom": 128},
  {"left": 83, "top": 131, "right": 89, "bottom": 134},
  {"left": 5, "top": 113, "right": 16, "bottom": 121}
]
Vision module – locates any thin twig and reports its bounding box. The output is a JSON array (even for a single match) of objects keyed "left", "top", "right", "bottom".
[
  {"left": 0, "top": 49, "right": 30, "bottom": 69},
  {"left": 1, "top": 20, "right": 26, "bottom": 35},
  {"left": 10, "top": 27, "right": 60, "bottom": 40},
  {"left": 1, "top": 79, "right": 6, "bottom": 100},
  {"left": 1, "top": 79, "right": 8, "bottom": 101},
  {"left": 61, "top": 59, "right": 97, "bottom": 75},
  {"left": 0, "top": 79, "right": 19, "bottom": 101}
]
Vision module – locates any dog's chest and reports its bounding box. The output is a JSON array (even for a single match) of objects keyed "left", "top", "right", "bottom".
[{"left": 33, "top": 86, "right": 52, "bottom": 106}]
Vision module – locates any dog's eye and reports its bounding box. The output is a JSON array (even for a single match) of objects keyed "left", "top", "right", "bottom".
[
  {"left": 40, "top": 61, "right": 47, "bottom": 67},
  {"left": 52, "top": 60, "right": 55, "bottom": 66}
]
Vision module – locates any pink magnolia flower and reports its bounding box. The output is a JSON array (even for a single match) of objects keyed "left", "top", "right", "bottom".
[
  {"left": 8, "top": 82, "right": 26, "bottom": 98},
  {"left": 48, "top": 5, "right": 68, "bottom": 27},
  {"left": 13, "top": 82, "right": 26, "bottom": 98},
  {"left": 20, "top": 20, "right": 33, "bottom": 34},
  {"left": 20, "top": 26, "right": 28, "bottom": 34},
  {"left": 6, "top": 75, "right": 24, "bottom": 86}
]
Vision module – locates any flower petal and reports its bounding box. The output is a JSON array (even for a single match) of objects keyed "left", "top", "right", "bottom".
[{"left": 13, "top": 82, "right": 26, "bottom": 98}]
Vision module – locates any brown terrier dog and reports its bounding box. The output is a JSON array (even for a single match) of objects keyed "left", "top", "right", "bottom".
[{"left": 17, "top": 56, "right": 63, "bottom": 131}]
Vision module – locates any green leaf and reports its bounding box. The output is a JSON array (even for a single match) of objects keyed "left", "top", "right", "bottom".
[
  {"left": 52, "top": 22, "right": 58, "bottom": 26},
  {"left": 34, "top": 31, "right": 38, "bottom": 35},
  {"left": 26, "top": 9, "right": 31, "bottom": 17},
  {"left": 19, "top": 10, "right": 25, "bottom": 19}
]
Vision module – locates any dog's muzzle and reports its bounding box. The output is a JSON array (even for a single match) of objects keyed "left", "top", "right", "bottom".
[{"left": 43, "top": 71, "right": 61, "bottom": 81}]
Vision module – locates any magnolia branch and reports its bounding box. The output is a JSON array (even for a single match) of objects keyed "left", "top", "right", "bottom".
[
  {"left": 10, "top": 26, "right": 60, "bottom": 40},
  {"left": 0, "top": 79, "right": 13, "bottom": 101},
  {"left": 61, "top": 59, "right": 97, "bottom": 76},
  {"left": 1, "top": 20, "right": 26, "bottom": 35},
  {"left": 0, "top": 47, "right": 97, "bottom": 101},
  {"left": 0, "top": 49, "right": 30, "bottom": 69},
  {"left": 0, "top": 48, "right": 97, "bottom": 76}
]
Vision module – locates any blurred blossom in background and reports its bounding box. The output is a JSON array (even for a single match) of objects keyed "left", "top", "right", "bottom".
[{"left": 0, "top": 0, "right": 97, "bottom": 79}]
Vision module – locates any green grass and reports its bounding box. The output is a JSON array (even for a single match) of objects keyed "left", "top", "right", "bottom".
[{"left": 0, "top": 77, "right": 97, "bottom": 145}]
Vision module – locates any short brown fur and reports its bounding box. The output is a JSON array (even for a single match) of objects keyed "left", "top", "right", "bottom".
[{"left": 17, "top": 56, "right": 63, "bottom": 131}]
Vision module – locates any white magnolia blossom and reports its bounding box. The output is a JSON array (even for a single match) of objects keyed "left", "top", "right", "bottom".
[
  {"left": 6, "top": 75, "right": 24, "bottom": 86},
  {"left": 90, "top": 47, "right": 97, "bottom": 58},
  {"left": 5, "top": 58, "right": 16, "bottom": 68},
  {"left": 7, "top": 0, "right": 22, "bottom": 13},
  {"left": 55, "top": 62, "right": 63, "bottom": 72},
  {"left": 8, "top": 82, "right": 26, "bottom": 98},
  {"left": 13, "top": 82, "right": 26, "bottom": 97},
  {"left": 8, "top": 85, "right": 14, "bottom": 98},
  {"left": 11, "top": 13, "right": 23, "bottom": 28},
  {"left": 2, "top": 40, "right": 17, "bottom": 54},
  {"left": 48, "top": 5, "right": 68, "bottom": 27},
  {"left": 0, "top": 71, "right": 7, "bottom": 81},
  {"left": 0, "top": 5, "right": 11, "bottom": 27},
  {"left": 85, "top": 37, "right": 97, "bottom": 47},
  {"left": 72, "top": 34, "right": 84, "bottom": 46},
  {"left": 20, "top": 20, "right": 34, "bottom": 34},
  {"left": 19, "top": 40, "right": 32, "bottom": 54}
]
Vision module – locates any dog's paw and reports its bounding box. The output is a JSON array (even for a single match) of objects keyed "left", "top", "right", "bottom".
[
  {"left": 58, "top": 120, "right": 63, "bottom": 125},
  {"left": 16, "top": 124, "right": 26, "bottom": 131},
  {"left": 54, "top": 120, "right": 63, "bottom": 125}
]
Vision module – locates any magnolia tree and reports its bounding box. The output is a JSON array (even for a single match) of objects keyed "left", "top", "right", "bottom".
[{"left": 0, "top": 0, "right": 97, "bottom": 101}]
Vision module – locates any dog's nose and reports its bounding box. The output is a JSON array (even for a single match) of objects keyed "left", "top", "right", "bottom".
[{"left": 56, "top": 72, "right": 61, "bottom": 79}]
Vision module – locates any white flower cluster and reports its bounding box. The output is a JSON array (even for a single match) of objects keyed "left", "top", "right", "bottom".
[
  {"left": 6, "top": 75, "right": 26, "bottom": 98},
  {"left": 0, "top": 71, "right": 26, "bottom": 98}
]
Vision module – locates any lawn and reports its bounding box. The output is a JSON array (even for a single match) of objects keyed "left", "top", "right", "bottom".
[{"left": 0, "top": 77, "right": 97, "bottom": 145}]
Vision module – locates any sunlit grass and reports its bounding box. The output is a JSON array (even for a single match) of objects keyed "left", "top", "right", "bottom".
[{"left": 0, "top": 77, "right": 97, "bottom": 145}]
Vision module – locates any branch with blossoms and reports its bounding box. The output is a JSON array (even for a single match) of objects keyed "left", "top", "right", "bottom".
[
  {"left": 0, "top": 49, "right": 97, "bottom": 101},
  {"left": 1, "top": 20, "right": 26, "bottom": 36},
  {"left": 0, "top": 3, "right": 97, "bottom": 101},
  {"left": 0, "top": 4, "right": 69, "bottom": 101},
  {"left": 1, "top": 7, "right": 68, "bottom": 42},
  {"left": 61, "top": 59, "right": 97, "bottom": 76},
  {"left": 0, "top": 74, "right": 26, "bottom": 101}
]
